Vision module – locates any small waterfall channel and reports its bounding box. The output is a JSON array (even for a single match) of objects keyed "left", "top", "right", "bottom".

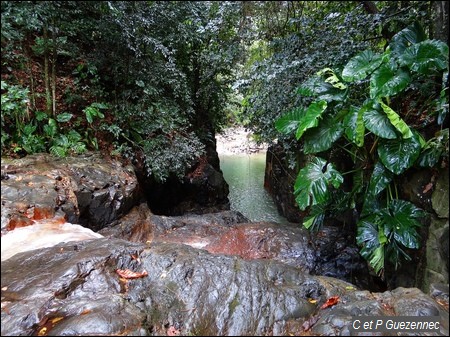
[{"left": 216, "top": 127, "right": 289, "bottom": 224}]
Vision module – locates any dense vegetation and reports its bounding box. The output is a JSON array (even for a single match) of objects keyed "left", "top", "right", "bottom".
[
  {"left": 2, "top": 1, "right": 448, "bottom": 280},
  {"left": 236, "top": 1, "right": 448, "bottom": 278},
  {"left": 1, "top": 1, "right": 242, "bottom": 181}
]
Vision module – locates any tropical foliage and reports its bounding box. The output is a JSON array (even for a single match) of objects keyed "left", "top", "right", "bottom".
[
  {"left": 275, "top": 22, "right": 448, "bottom": 275},
  {"left": 2, "top": 1, "right": 448, "bottom": 279},
  {"left": 1, "top": 1, "right": 242, "bottom": 182}
]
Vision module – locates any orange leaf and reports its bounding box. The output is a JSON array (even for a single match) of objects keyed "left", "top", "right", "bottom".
[
  {"left": 320, "top": 296, "right": 339, "bottom": 309},
  {"left": 116, "top": 269, "right": 148, "bottom": 279}
]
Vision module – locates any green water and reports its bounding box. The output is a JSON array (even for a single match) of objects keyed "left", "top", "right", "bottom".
[{"left": 219, "top": 152, "right": 289, "bottom": 224}]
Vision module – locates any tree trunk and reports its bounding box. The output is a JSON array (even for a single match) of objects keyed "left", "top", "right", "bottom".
[
  {"left": 43, "top": 23, "right": 52, "bottom": 116},
  {"left": 359, "top": 1, "right": 394, "bottom": 41},
  {"left": 51, "top": 21, "right": 57, "bottom": 116},
  {"left": 431, "top": 1, "right": 449, "bottom": 42}
]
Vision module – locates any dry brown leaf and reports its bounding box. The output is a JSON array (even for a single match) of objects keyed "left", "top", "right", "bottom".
[{"left": 116, "top": 268, "right": 148, "bottom": 279}]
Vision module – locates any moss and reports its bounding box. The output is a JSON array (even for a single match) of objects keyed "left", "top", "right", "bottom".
[
  {"left": 228, "top": 294, "right": 240, "bottom": 315},
  {"left": 189, "top": 310, "right": 219, "bottom": 336}
]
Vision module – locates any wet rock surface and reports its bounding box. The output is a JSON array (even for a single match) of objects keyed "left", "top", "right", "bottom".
[
  {"left": 100, "top": 203, "right": 371, "bottom": 289},
  {"left": 1, "top": 239, "right": 448, "bottom": 336},
  {"left": 1, "top": 152, "right": 139, "bottom": 233},
  {"left": 1, "top": 153, "right": 449, "bottom": 336},
  {"left": 264, "top": 143, "right": 304, "bottom": 223}
]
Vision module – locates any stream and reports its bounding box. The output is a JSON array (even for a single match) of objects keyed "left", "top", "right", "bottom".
[{"left": 219, "top": 151, "right": 290, "bottom": 224}]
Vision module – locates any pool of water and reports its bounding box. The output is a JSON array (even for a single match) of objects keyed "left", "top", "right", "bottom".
[{"left": 219, "top": 152, "right": 289, "bottom": 224}]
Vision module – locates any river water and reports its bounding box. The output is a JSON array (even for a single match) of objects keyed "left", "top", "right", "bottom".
[{"left": 219, "top": 152, "right": 289, "bottom": 224}]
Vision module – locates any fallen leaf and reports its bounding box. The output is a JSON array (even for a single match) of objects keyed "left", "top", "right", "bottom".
[
  {"left": 308, "top": 298, "right": 317, "bottom": 304},
  {"left": 116, "top": 269, "right": 148, "bottom": 279},
  {"left": 320, "top": 296, "right": 339, "bottom": 309}
]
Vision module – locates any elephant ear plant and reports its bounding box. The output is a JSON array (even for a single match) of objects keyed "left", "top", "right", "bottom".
[{"left": 276, "top": 22, "right": 449, "bottom": 276}]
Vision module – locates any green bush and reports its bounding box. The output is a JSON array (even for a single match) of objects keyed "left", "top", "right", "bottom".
[{"left": 276, "top": 22, "right": 449, "bottom": 275}]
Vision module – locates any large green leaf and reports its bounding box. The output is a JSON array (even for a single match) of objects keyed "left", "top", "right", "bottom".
[
  {"left": 303, "top": 204, "right": 326, "bottom": 231},
  {"left": 297, "top": 76, "right": 321, "bottom": 97},
  {"left": 357, "top": 215, "right": 385, "bottom": 274},
  {"left": 56, "top": 112, "right": 73, "bottom": 123},
  {"left": 367, "top": 161, "right": 393, "bottom": 197},
  {"left": 417, "top": 128, "right": 449, "bottom": 167},
  {"left": 380, "top": 102, "right": 413, "bottom": 139},
  {"left": 362, "top": 103, "right": 397, "bottom": 139},
  {"left": 295, "top": 100, "right": 327, "bottom": 140},
  {"left": 317, "top": 67, "right": 347, "bottom": 89},
  {"left": 370, "top": 64, "right": 411, "bottom": 99},
  {"left": 275, "top": 107, "right": 304, "bottom": 135},
  {"left": 390, "top": 21, "right": 426, "bottom": 58},
  {"left": 343, "top": 105, "right": 365, "bottom": 147},
  {"left": 294, "top": 156, "right": 343, "bottom": 211},
  {"left": 303, "top": 116, "right": 344, "bottom": 154},
  {"left": 378, "top": 131, "right": 421, "bottom": 174},
  {"left": 342, "top": 50, "right": 383, "bottom": 82},
  {"left": 381, "top": 199, "right": 425, "bottom": 249},
  {"left": 298, "top": 76, "right": 346, "bottom": 102},
  {"left": 399, "top": 40, "right": 449, "bottom": 74},
  {"left": 315, "top": 82, "right": 347, "bottom": 102}
]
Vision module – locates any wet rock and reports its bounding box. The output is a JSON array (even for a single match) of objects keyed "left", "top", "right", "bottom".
[
  {"left": 1, "top": 153, "right": 140, "bottom": 232},
  {"left": 2, "top": 239, "right": 447, "bottom": 336},
  {"left": 309, "top": 286, "right": 449, "bottom": 336},
  {"left": 101, "top": 204, "right": 372, "bottom": 289},
  {"left": 264, "top": 143, "right": 304, "bottom": 223},
  {"left": 431, "top": 168, "right": 449, "bottom": 218},
  {"left": 141, "top": 154, "right": 230, "bottom": 216},
  {"left": 0, "top": 238, "right": 324, "bottom": 336},
  {"left": 430, "top": 283, "right": 449, "bottom": 311}
]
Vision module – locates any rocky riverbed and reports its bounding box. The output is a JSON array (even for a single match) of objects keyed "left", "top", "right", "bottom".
[
  {"left": 1, "top": 152, "right": 449, "bottom": 336},
  {"left": 216, "top": 126, "right": 267, "bottom": 155}
]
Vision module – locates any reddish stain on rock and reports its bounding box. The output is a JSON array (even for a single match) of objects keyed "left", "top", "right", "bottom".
[
  {"left": 30, "top": 206, "right": 55, "bottom": 220},
  {"left": 6, "top": 214, "right": 34, "bottom": 231},
  {"left": 205, "top": 226, "right": 275, "bottom": 260}
]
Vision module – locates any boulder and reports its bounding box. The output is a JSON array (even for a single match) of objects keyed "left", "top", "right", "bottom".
[
  {"left": 1, "top": 152, "right": 140, "bottom": 233},
  {"left": 100, "top": 204, "right": 373, "bottom": 290},
  {"left": 1, "top": 239, "right": 448, "bottom": 336}
]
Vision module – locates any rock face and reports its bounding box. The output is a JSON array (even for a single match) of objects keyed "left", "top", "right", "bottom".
[
  {"left": 100, "top": 203, "right": 380, "bottom": 290},
  {"left": 1, "top": 239, "right": 448, "bottom": 336},
  {"left": 1, "top": 153, "right": 449, "bottom": 336},
  {"left": 264, "top": 144, "right": 450, "bottom": 291},
  {"left": 424, "top": 167, "right": 450, "bottom": 292},
  {"left": 264, "top": 143, "right": 304, "bottom": 223},
  {"left": 141, "top": 144, "right": 230, "bottom": 216},
  {"left": 1, "top": 152, "right": 140, "bottom": 233}
]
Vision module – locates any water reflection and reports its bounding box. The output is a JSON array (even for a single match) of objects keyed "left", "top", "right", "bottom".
[{"left": 219, "top": 152, "right": 289, "bottom": 224}]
